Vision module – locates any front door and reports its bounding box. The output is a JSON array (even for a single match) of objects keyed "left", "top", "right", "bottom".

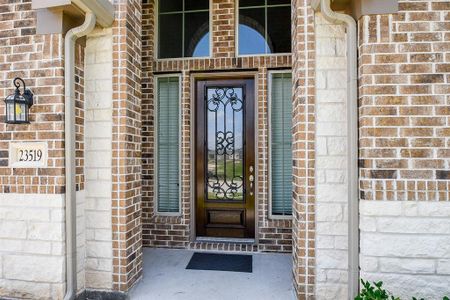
[{"left": 195, "top": 78, "right": 255, "bottom": 238}]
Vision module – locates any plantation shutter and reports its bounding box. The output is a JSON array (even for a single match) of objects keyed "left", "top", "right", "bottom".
[
  {"left": 157, "top": 77, "right": 180, "bottom": 213},
  {"left": 271, "top": 73, "right": 293, "bottom": 216}
]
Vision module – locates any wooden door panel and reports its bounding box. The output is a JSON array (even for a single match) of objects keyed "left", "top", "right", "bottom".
[{"left": 196, "top": 78, "right": 255, "bottom": 238}]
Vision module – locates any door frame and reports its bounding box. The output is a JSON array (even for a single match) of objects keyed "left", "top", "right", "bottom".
[{"left": 190, "top": 71, "right": 259, "bottom": 241}]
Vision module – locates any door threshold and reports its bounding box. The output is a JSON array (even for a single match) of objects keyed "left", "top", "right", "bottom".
[{"left": 195, "top": 237, "right": 256, "bottom": 244}]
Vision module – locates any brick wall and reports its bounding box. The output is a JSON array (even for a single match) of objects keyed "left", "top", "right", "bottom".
[
  {"left": 141, "top": 0, "right": 293, "bottom": 253},
  {"left": 314, "top": 13, "right": 348, "bottom": 300},
  {"left": 0, "top": 0, "right": 65, "bottom": 194},
  {"left": 358, "top": 0, "right": 450, "bottom": 201}
]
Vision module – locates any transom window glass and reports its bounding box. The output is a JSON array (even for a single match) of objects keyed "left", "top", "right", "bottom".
[
  {"left": 158, "top": 0, "right": 210, "bottom": 59},
  {"left": 239, "top": 0, "right": 291, "bottom": 55}
]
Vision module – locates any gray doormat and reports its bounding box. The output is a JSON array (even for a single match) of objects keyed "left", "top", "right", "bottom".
[{"left": 186, "top": 252, "right": 253, "bottom": 273}]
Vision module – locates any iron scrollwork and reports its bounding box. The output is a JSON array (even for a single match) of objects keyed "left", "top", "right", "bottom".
[{"left": 206, "top": 87, "right": 244, "bottom": 201}]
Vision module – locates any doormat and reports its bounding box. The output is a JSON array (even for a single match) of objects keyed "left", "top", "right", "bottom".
[{"left": 186, "top": 252, "right": 253, "bottom": 273}]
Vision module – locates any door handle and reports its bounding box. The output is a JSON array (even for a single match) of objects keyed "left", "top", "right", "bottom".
[{"left": 249, "top": 166, "right": 254, "bottom": 196}]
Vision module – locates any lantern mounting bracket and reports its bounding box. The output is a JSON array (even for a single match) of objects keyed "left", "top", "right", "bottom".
[
  {"left": 13, "top": 78, "right": 34, "bottom": 108},
  {"left": 13, "top": 77, "right": 34, "bottom": 108}
]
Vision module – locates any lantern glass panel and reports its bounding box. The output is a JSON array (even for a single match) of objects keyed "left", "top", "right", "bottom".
[
  {"left": 16, "top": 102, "right": 27, "bottom": 122},
  {"left": 6, "top": 100, "right": 14, "bottom": 122}
]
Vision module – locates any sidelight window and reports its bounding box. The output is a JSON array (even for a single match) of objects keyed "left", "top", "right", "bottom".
[
  {"left": 156, "top": 76, "right": 181, "bottom": 214},
  {"left": 158, "top": 0, "right": 210, "bottom": 59},
  {"left": 270, "top": 72, "right": 293, "bottom": 217},
  {"left": 238, "top": 0, "right": 291, "bottom": 55}
]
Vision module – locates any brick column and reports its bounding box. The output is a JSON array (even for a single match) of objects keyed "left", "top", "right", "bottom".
[
  {"left": 111, "top": 0, "right": 143, "bottom": 291},
  {"left": 141, "top": 0, "right": 156, "bottom": 246},
  {"left": 292, "top": 0, "right": 316, "bottom": 298},
  {"left": 358, "top": 0, "right": 449, "bottom": 201}
]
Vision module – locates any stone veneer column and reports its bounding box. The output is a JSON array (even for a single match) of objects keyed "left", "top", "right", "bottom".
[
  {"left": 111, "top": 0, "right": 143, "bottom": 291},
  {"left": 314, "top": 13, "right": 349, "bottom": 299},
  {"left": 292, "top": 0, "right": 316, "bottom": 298},
  {"left": 84, "top": 27, "right": 114, "bottom": 290}
]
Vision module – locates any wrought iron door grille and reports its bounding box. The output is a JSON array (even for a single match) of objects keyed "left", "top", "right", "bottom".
[{"left": 205, "top": 87, "right": 245, "bottom": 202}]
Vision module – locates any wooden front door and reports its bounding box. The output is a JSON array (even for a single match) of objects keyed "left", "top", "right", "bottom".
[{"left": 195, "top": 78, "right": 255, "bottom": 238}]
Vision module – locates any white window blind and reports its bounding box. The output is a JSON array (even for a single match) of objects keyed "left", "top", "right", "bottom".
[
  {"left": 156, "top": 77, "right": 180, "bottom": 213},
  {"left": 271, "top": 73, "right": 293, "bottom": 216}
]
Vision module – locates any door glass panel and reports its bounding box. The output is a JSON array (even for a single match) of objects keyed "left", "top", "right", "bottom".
[{"left": 206, "top": 87, "right": 244, "bottom": 201}]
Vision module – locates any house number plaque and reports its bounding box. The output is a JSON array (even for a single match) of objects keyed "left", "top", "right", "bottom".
[{"left": 9, "top": 142, "right": 48, "bottom": 168}]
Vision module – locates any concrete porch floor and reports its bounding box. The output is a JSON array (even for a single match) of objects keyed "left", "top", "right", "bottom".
[{"left": 129, "top": 248, "right": 295, "bottom": 300}]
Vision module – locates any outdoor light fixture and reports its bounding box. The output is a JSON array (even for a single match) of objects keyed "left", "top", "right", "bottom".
[{"left": 4, "top": 77, "right": 34, "bottom": 124}]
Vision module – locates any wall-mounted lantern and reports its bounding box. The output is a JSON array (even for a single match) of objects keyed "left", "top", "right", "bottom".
[{"left": 4, "top": 78, "right": 34, "bottom": 124}]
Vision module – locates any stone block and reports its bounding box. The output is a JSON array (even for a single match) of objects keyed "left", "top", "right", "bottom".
[
  {"left": 437, "top": 259, "right": 450, "bottom": 275},
  {"left": 417, "top": 202, "right": 450, "bottom": 217},
  {"left": 361, "top": 232, "right": 450, "bottom": 258},
  {"left": 0, "top": 208, "right": 49, "bottom": 222},
  {"left": 4, "top": 255, "right": 64, "bottom": 282},
  {"left": 0, "top": 220, "right": 26, "bottom": 239},
  {"left": 316, "top": 185, "right": 348, "bottom": 202},
  {"left": 360, "top": 256, "right": 378, "bottom": 272},
  {"left": 316, "top": 284, "right": 347, "bottom": 300},
  {"left": 316, "top": 203, "right": 343, "bottom": 222},
  {"left": 317, "top": 104, "right": 347, "bottom": 122},
  {"left": 0, "top": 279, "right": 51, "bottom": 299},
  {"left": 86, "top": 211, "right": 110, "bottom": 229},
  {"left": 360, "top": 200, "right": 402, "bottom": 216},
  {"left": 334, "top": 236, "right": 348, "bottom": 250},
  {"left": 327, "top": 137, "right": 347, "bottom": 155},
  {"left": 28, "top": 222, "right": 64, "bottom": 241},
  {"left": 316, "top": 89, "right": 346, "bottom": 103},
  {"left": 86, "top": 271, "right": 112, "bottom": 290},
  {"left": 316, "top": 235, "right": 335, "bottom": 249},
  {"left": 377, "top": 217, "right": 450, "bottom": 234},
  {"left": 316, "top": 121, "right": 347, "bottom": 136},
  {"left": 360, "top": 273, "right": 450, "bottom": 300},
  {"left": 326, "top": 269, "right": 348, "bottom": 283},
  {"left": 86, "top": 241, "right": 113, "bottom": 258},
  {"left": 317, "top": 222, "right": 347, "bottom": 236},
  {"left": 316, "top": 37, "right": 336, "bottom": 56},
  {"left": 316, "top": 249, "right": 348, "bottom": 269},
  {"left": 360, "top": 217, "right": 377, "bottom": 232},
  {"left": 316, "top": 137, "right": 328, "bottom": 155},
  {"left": 325, "top": 170, "right": 346, "bottom": 183},
  {"left": 379, "top": 257, "right": 435, "bottom": 274},
  {"left": 326, "top": 70, "right": 347, "bottom": 89}
]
